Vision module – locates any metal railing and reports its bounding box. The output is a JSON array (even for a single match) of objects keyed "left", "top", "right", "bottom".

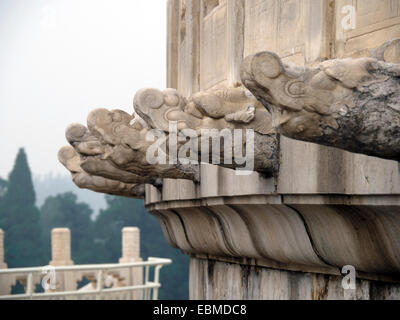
[{"left": 0, "top": 257, "right": 171, "bottom": 300}]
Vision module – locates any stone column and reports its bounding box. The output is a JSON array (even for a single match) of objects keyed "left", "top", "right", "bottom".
[
  {"left": 119, "top": 227, "right": 143, "bottom": 299},
  {"left": 50, "top": 228, "right": 73, "bottom": 266},
  {"left": 49, "top": 228, "right": 75, "bottom": 293},
  {"left": 0, "top": 229, "right": 5, "bottom": 269},
  {"left": 0, "top": 229, "right": 9, "bottom": 295},
  {"left": 120, "top": 227, "right": 140, "bottom": 263},
  {"left": 0, "top": 229, "right": 14, "bottom": 296}
]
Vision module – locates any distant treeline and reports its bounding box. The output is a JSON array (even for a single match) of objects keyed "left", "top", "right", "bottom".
[
  {"left": 0, "top": 148, "right": 188, "bottom": 300},
  {"left": 33, "top": 173, "right": 107, "bottom": 219}
]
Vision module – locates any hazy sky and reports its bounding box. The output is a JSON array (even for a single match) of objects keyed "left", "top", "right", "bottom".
[{"left": 0, "top": 0, "right": 166, "bottom": 178}]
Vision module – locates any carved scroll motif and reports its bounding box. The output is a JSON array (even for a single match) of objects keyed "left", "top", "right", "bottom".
[
  {"left": 241, "top": 51, "right": 400, "bottom": 162},
  {"left": 59, "top": 86, "right": 279, "bottom": 197}
]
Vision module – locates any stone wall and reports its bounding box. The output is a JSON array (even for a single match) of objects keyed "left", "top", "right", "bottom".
[
  {"left": 166, "top": 0, "right": 400, "bottom": 197},
  {"left": 169, "top": 0, "right": 400, "bottom": 90},
  {"left": 158, "top": 0, "right": 400, "bottom": 300},
  {"left": 190, "top": 257, "right": 400, "bottom": 300}
]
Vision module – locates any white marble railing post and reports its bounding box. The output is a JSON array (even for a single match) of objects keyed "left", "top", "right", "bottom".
[
  {"left": 49, "top": 228, "right": 75, "bottom": 293},
  {"left": 0, "top": 229, "right": 13, "bottom": 296},
  {"left": 50, "top": 228, "right": 73, "bottom": 266},
  {"left": 119, "top": 227, "right": 143, "bottom": 299},
  {"left": 0, "top": 229, "right": 5, "bottom": 269},
  {"left": 120, "top": 227, "right": 140, "bottom": 262}
]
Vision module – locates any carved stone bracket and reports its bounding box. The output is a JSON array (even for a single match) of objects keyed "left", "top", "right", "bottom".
[
  {"left": 60, "top": 50, "right": 400, "bottom": 198},
  {"left": 59, "top": 86, "right": 279, "bottom": 197},
  {"left": 58, "top": 146, "right": 146, "bottom": 198},
  {"left": 241, "top": 51, "right": 400, "bottom": 162}
]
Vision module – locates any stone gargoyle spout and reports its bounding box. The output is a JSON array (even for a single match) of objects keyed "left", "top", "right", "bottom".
[
  {"left": 59, "top": 86, "right": 279, "bottom": 197},
  {"left": 241, "top": 51, "right": 400, "bottom": 162}
]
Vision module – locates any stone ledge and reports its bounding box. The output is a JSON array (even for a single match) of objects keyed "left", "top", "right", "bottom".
[
  {"left": 191, "top": 254, "right": 400, "bottom": 284},
  {"left": 189, "top": 256, "right": 400, "bottom": 300},
  {"left": 148, "top": 202, "right": 400, "bottom": 279}
]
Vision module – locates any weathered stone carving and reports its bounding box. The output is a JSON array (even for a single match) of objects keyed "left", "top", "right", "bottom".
[
  {"left": 62, "top": 109, "right": 199, "bottom": 185},
  {"left": 133, "top": 86, "right": 279, "bottom": 173},
  {"left": 59, "top": 86, "right": 279, "bottom": 197},
  {"left": 241, "top": 51, "right": 400, "bottom": 162},
  {"left": 134, "top": 86, "right": 273, "bottom": 133},
  {"left": 58, "top": 146, "right": 145, "bottom": 198},
  {"left": 60, "top": 50, "right": 400, "bottom": 200}
]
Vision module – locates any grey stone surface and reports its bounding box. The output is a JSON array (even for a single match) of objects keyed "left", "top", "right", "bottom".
[{"left": 189, "top": 256, "right": 400, "bottom": 300}]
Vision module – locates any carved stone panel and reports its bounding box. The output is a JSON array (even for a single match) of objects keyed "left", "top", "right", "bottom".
[
  {"left": 244, "top": 0, "right": 331, "bottom": 67},
  {"left": 200, "top": 0, "right": 228, "bottom": 90},
  {"left": 177, "top": 0, "right": 200, "bottom": 96},
  {"left": 278, "top": 0, "right": 305, "bottom": 63},
  {"left": 244, "top": 0, "right": 279, "bottom": 57},
  {"left": 167, "top": 0, "right": 180, "bottom": 89},
  {"left": 335, "top": 0, "right": 400, "bottom": 58}
]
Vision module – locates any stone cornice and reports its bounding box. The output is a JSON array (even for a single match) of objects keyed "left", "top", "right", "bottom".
[{"left": 148, "top": 200, "right": 400, "bottom": 280}]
